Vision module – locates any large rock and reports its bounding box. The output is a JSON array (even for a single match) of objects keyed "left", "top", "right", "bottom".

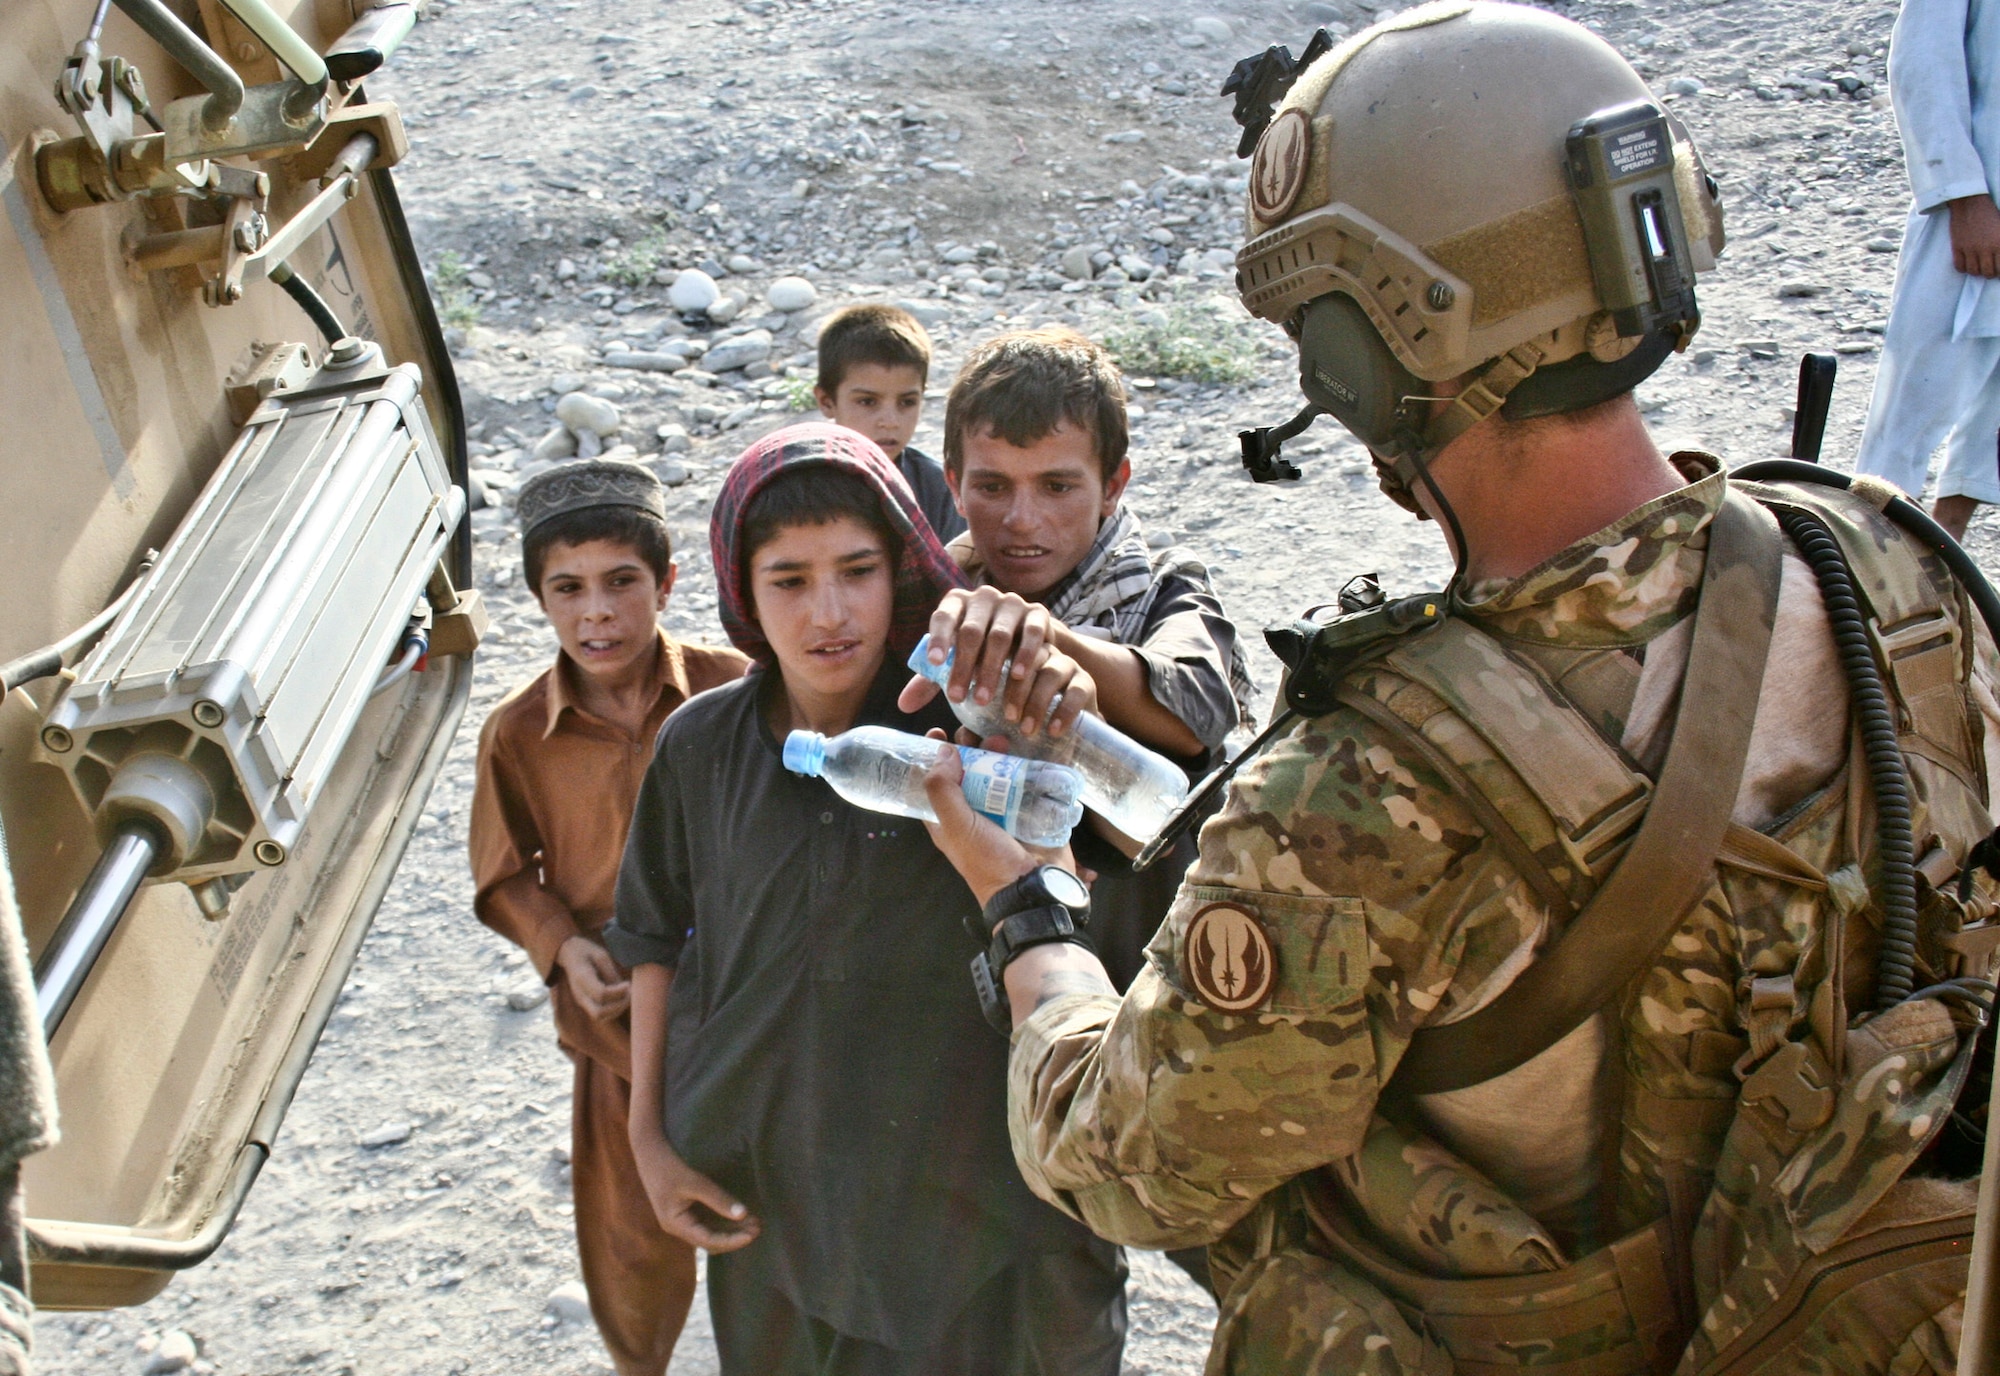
[
  {"left": 1059, "top": 245, "right": 1097, "bottom": 280},
  {"left": 601, "top": 350, "right": 689, "bottom": 373},
  {"left": 766, "top": 276, "right": 819, "bottom": 312},
  {"left": 531, "top": 426, "right": 577, "bottom": 463},
  {"left": 1190, "top": 16, "right": 1234, "bottom": 42},
  {"left": 668, "top": 269, "right": 721, "bottom": 314},
  {"left": 701, "top": 329, "right": 774, "bottom": 373},
  {"left": 555, "top": 391, "right": 622, "bottom": 436}
]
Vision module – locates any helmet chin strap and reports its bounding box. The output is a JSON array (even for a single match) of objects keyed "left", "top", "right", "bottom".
[{"left": 1385, "top": 341, "right": 1547, "bottom": 592}]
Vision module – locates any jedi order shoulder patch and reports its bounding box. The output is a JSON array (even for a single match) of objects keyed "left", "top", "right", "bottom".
[{"left": 1184, "top": 902, "right": 1276, "bottom": 1013}]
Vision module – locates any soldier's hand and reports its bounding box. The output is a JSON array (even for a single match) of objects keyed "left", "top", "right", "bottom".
[
  {"left": 920, "top": 739, "right": 1072, "bottom": 907},
  {"left": 1949, "top": 194, "right": 2000, "bottom": 278},
  {"left": 901, "top": 587, "right": 1066, "bottom": 724},
  {"left": 554, "top": 935, "right": 631, "bottom": 1020},
  {"left": 631, "top": 1132, "right": 760, "bottom": 1253}
]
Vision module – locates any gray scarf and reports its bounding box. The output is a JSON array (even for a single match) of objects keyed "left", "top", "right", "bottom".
[{"left": 952, "top": 506, "right": 1259, "bottom": 730}]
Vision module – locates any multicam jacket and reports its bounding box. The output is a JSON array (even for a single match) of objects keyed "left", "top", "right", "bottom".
[{"left": 1007, "top": 461, "right": 2000, "bottom": 1374}]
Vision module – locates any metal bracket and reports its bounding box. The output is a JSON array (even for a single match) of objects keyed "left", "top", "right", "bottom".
[{"left": 163, "top": 78, "right": 326, "bottom": 165}]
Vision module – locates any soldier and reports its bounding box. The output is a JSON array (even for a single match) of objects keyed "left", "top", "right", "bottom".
[{"left": 913, "top": 3, "right": 2000, "bottom": 1372}]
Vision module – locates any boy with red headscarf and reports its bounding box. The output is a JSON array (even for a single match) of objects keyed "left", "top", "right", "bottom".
[{"left": 605, "top": 423, "right": 1126, "bottom": 1375}]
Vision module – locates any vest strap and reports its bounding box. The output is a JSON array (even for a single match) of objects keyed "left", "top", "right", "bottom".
[{"left": 1392, "top": 487, "right": 1785, "bottom": 1095}]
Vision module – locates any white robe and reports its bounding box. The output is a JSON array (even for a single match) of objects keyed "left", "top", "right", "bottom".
[{"left": 1855, "top": 0, "right": 2000, "bottom": 502}]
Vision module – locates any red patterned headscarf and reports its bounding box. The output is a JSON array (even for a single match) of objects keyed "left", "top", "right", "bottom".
[{"left": 710, "top": 421, "right": 968, "bottom": 665}]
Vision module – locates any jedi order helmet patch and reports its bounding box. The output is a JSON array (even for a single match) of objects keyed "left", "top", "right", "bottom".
[
  {"left": 1249, "top": 108, "right": 1311, "bottom": 223},
  {"left": 1184, "top": 902, "right": 1275, "bottom": 1012}
]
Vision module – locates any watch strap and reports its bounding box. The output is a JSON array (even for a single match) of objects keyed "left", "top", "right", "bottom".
[{"left": 968, "top": 904, "right": 1090, "bottom": 1037}]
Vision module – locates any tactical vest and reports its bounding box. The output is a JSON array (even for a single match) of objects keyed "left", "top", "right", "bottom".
[{"left": 1267, "top": 478, "right": 1999, "bottom": 1375}]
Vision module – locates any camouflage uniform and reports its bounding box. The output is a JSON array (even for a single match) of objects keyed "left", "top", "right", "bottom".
[{"left": 1007, "top": 460, "right": 2000, "bottom": 1374}]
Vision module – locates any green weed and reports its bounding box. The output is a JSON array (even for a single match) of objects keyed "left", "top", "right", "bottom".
[
  {"left": 432, "top": 251, "right": 482, "bottom": 329},
  {"left": 1103, "top": 302, "right": 1263, "bottom": 385}
]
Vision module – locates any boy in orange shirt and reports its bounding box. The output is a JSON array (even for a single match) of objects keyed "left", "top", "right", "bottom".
[{"left": 469, "top": 460, "right": 748, "bottom": 1376}]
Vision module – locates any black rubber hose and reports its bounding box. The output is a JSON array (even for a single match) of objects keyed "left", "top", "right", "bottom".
[
  {"left": 270, "top": 263, "right": 347, "bottom": 346},
  {"left": 1773, "top": 505, "right": 1921, "bottom": 1008}
]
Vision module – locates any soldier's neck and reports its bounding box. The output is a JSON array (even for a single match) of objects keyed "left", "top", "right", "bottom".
[{"left": 1425, "top": 395, "right": 1684, "bottom": 584}]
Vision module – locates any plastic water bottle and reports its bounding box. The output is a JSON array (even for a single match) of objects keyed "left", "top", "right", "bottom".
[
  {"left": 782, "top": 725, "right": 1086, "bottom": 848},
  {"left": 906, "top": 635, "right": 1191, "bottom": 843}
]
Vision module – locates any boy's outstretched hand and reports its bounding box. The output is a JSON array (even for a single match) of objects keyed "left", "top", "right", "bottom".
[
  {"left": 632, "top": 1132, "right": 762, "bottom": 1253},
  {"left": 554, "top": 935, "right": 631, "bottom": 1020},
  {"left": 900, "top": 587, "right": 1096, "bottom": 738}
]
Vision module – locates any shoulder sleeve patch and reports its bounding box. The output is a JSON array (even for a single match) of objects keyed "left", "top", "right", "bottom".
[{"left": 1183, "top": 902, "right": 1277, "bottom": 1012}]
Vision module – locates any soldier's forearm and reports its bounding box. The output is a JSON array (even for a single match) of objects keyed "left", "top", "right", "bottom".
[{"left": 1004, "top": 942, "right": 1115, "bottom": 1028}]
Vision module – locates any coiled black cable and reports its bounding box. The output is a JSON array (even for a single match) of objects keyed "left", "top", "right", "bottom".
[{"left": 1773, "top": 505, "right": 1920, "bottom": 1008}]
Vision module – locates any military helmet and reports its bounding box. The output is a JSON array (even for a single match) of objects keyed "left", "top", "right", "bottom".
[{"left": 1234, "top": 0, "right": 1725, "bottom": 467}]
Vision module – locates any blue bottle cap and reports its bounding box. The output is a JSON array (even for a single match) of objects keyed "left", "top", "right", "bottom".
[
  {"left": 906, "top": 633, "right": 951, "bottom": 683},
  {"left": 782, "top": 730, "right": 825, "bottom": 777}
]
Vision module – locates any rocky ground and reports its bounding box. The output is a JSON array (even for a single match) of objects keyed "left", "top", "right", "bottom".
[{"left": 34, "top": 0, "right": 2000, "bottom": 1370}]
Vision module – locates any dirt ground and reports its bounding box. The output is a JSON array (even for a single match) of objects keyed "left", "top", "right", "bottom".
[{"left": 33, "top": 0, "right": 2000, "bottom": 1371}]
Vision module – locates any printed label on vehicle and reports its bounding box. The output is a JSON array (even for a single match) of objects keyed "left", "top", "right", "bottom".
[{"left": 960, "top": 752, "right": 1024, "bottom": 825}]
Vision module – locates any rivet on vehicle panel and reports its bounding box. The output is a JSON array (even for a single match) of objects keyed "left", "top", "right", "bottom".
[
  {"left": 1426, "top": 281, "right": 1456, "bottom": 311},
  {"left": 254, "top": 839, "right": 286, "bottom": 866},
  {"left": 193, "top": 699, "right": 225, "bottom": 728},
  {"left": 41, "top": 725, "right": 73, "bottom": 753}
]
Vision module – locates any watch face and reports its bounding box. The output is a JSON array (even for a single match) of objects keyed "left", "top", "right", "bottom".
[{"left": 1041, "top": 867, "right": 1089, "bottom": 910}]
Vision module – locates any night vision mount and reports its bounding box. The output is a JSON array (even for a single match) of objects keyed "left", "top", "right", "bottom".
[{"left": 1219, "top": 28, "right": 1336, "bottom": 158}]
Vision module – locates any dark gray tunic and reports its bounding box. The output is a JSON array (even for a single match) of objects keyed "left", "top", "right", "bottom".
[
  {"left": 897, "top": 445, "right": 967, "bottom": 545},
  {"left": 605, "top": 664, "right": 1102, "bottom": 1351}
]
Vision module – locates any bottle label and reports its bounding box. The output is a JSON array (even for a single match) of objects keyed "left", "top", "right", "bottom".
[{"left": 961, "top": 752, "right": 1024, "bottom": 826}]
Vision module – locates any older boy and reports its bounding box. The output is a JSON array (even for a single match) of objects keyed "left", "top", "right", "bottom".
[
  {"left": 910, "top": 328, "right": 1255, "bottom": 993},
  {"left": 814, "top": 303, "right": 966, "bottom": 542},
  {"left": 469, "top": 460, "right": 748, "bottom": 1376},
  {"left": 607, "top": 423, "right": 1124, "bottom": 1376}
]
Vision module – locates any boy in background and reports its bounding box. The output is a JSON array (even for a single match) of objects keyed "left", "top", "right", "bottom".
[
  {"left": 469, "top": 460, "right": 749, "bottom": 1376},
  {"left": 814, "top": 303, "right": 967, "bottom": 543}
]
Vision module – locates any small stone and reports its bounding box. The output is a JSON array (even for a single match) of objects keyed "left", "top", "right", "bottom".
[
  {"left": 556, "top": 391, "right": 622, "bottom": 436},
  {"left": 531, "top": 426, "right": 578, "bottom": 463},
  {"left": 721, "top": 403, "right": 762, "bottom": 430},
  {"left": 1102, "top": 129, "right": 1146, "bottom": 145},
  {"left": 1737, "top": 339, "right": 1781, "bottom": 359},
  {"left": 1145, "top": 226, "right": 1177, "bottom": 246},
  {"left": 1776, "top": 281, "right": 1828, "bottom": 299},
  {"left": 765, "top": 276, "right": 818, "bottom": 312},
  {"left": 702, "top": 329, "right": 774, "bottom": 373},
  {"left": 1866, "top": 237, "right": 1900, "bottom": 253},
  {"left": 668, "top": 269, "right": 721, "bottom": 314},
  {"left": 706, "top": 294, "right": 743, "bottom": 324},
  {"left": 505, "top": 982, "right": 550, "bottom": 1012},
  {"left": 1175, "top": 30, "right": 1208, "bottom": 48},
  {"left": 942, "top": 245, "right": 980, "bottom": 264},
  {"left": 601, "top": 350, "right": 689, "bottom": 373},
  {"left": 359, "top": 1121, "right": 413, "bottom": 1149},
  {"left": 1146, "top": 529, "right": 1176, "bottom": 550},
  {"left": 893, "top": 300, "right": 950, "bottom": 327},
  {"left": 575, "top": 429, "right": 605, "bottom": 459},
  {"left": 1834, "top": 339, "right": 1878, "bottom": 354},
  {"left": 656, "top": 459, "right": 691, "bottom": 485},
  {"left": 1118, "top": 253, "right": 1155, "bottom": 280},
  {"left": 1665, "top": 76, "right": 1705, "bottom": 96},
  {"left": 656, "top": 422, "right": 692, "bottom": 454},
  {"left": 555, "top": 258, "right": 578, "bottom": 281},
  {"left": 1059, "top": 245, "right": 1097, "bottom": 280},
  {"left": 727, "top": 253, "right": 760, "bottom": 274},
  {"left": 143, "top": 1331, "right": 198, "bottom": 1374},
  {"left": 547, "top": 1280, "right": 592, "bottom": 1325}
]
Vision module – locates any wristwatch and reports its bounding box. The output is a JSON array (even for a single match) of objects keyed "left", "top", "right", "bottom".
[{"left": 968, "top": 866, "right": 1092, "bottom": 1035}]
